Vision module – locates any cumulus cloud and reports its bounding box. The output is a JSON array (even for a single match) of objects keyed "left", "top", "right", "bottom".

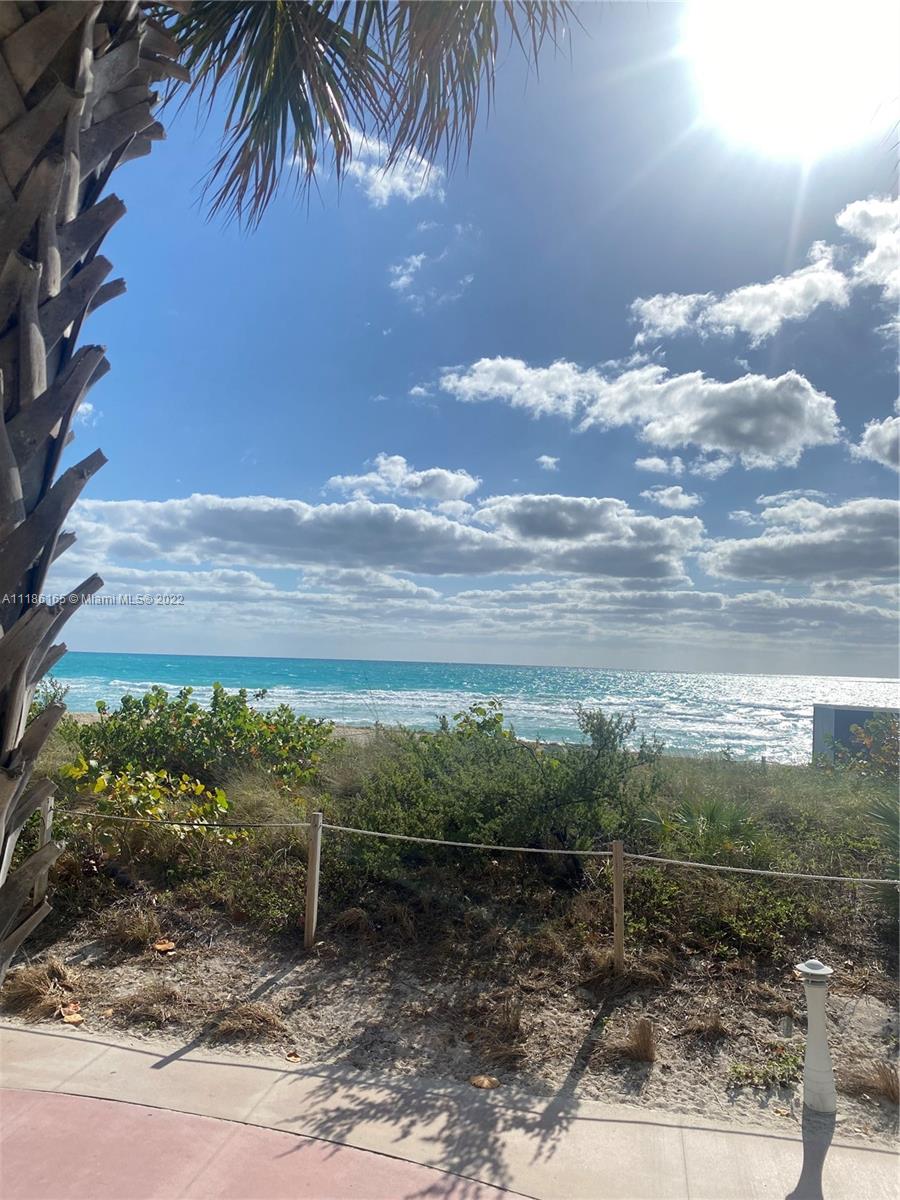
[
  {"left": 635, "top": 455, "right": 684, "bottom": 475},
  {"left": 851, "top": 413, "right": 900, "bottom": 471},
  {"left": 474, "top": 493, "right": 702, "bottom": 581},
  {"left": 327, "top": 453, "right": 481, "bottom": 502},
  {"left": 50, "top": 487, "right": 893, "bottom": 670},
  {"left": 836, "top": 195, "right": 900, "bottom": 300},
  {"left": 702, "top": 496, "right": 899, "bottom": 583},
  {"left": 441, "top": 357, "right": 593, "bottom": 419},
  {"left": 435, "top": 499, "right": 474, "bottom": 520},
  {"left": 71, "top": 494, "right": 522, "bottom": 577},
  {"left": 688, "top": 455, "right": 732, "bottom": 480},
  {"left": 632, "top": 243, "right": 850, "bottom": 345},
  {"left": 347, "top": 131, "right": 444, "bottom": 207},
  {"left": 299, "top": 567, "right": 440, "bottom": 601},
  {"left": 536, "top": 455, "right": 559, "bottom": 471},
  {"left": 630, "top": 197, "right": 900, "bottom": 349},
  {"left": 640, "top": 485, "right": 702, "bottom": 510},
  {"left": 68, "top": 488, "right": 703, "bottom": 585},
  {"left": 441, "top": 358, "right": 839, "bottom": 468}
]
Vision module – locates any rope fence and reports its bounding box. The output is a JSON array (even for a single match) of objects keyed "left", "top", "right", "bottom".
[
  {"left": 28, "top": 801, "right": 895, "bottom": 979},
  {"left": 62, "top": 808, "right": 899, "bottom": 884}
]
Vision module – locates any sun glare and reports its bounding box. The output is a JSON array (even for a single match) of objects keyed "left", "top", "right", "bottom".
[{"left": 683, "top": 1, "right": 900, "bottom": 163}]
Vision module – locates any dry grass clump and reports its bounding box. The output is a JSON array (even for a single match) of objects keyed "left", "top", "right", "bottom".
[
  {"left": 838, "top": 1061, "right": 900, "bottom": 1105},
  {"left": 478, "top": 923, "right": 511, "bottom": 952},
  {"left": 220, "top": 768, "right": 306, "bottom": 837},
  {"left": 1, "top": 956, "right": 80, "bottom": 1019},
  {"left": 376, "top": 900, "right": 417, "bottom": 941},
  {"left": 113, "top": 983, "right": 186, "bottom": 1028},
  {"left": 580, "top": 947, "right": 674, "bottom": 1002},
  {"left": 210, "top": 1001, "right": 288, "bottom": 1043},
  {"left": 681, "top": 1010, "right": 731, "bottom": 1043},
  {"left": 747, "top": 983, "right": 794, "bottom": 1021},
  {"left": 530, "top": 920, "right": 568, "bottom": 962},
  {"left": 465, "top": 992, "right": 527, "bottom": 1068},
  {"left": 568, "top": 890, "right": 606, "bottom": 930},
  {"left": 606, "top": 1017, "right": 657, "bottom": 1064},
  {"left": 332, "top": 907, "right": 375, "bottom": 938},
  {"left": 101, "top": 905, "right": 161, "bottom": 951}
]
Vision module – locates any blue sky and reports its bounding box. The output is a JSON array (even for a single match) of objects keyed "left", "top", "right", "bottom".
[{"left": 52, "top": 3, "right": 898, "bottom": 675}]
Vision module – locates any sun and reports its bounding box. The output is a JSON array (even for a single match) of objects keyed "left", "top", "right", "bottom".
[{"left": 683, "top": 1, "right": 900, "bottom": 163}]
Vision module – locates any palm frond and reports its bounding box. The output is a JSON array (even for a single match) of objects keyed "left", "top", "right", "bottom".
[{"left": 164, "top": 1, "right": 572, "bottom": 225}]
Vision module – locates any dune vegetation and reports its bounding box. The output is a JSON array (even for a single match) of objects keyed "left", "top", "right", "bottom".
[
  {"left": 2, "top": 682, "right": 897, "bottom": 1135},
  {"left": 14, "top": 681, "right": 898, "bottom": 954}
]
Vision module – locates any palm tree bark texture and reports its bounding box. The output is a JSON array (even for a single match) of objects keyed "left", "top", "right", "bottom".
[{"left": 0, "top": 0, "right": 179, "bottom": 982}]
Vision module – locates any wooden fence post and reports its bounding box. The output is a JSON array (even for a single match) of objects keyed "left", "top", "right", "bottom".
[
  {"left": 304, "top": 811, "right": 323, "bottom": 950},
  {"left": 612, "top": 840, "right": 625, "bottom": 973}
]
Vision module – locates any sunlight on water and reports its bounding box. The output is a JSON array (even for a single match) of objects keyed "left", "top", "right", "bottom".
[{"left": 53, "top": 652, "right": 898, "bottom": 764}]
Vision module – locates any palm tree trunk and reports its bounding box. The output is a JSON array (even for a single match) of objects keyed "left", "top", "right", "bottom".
[{"left": 0, "top": 0, "right": 180, "bottom": 982}]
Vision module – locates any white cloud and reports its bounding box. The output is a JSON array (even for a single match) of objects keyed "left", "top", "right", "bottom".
[
  {"left": 755, "top": 488, "right": 829, "bottom": 506},
  {"left": 327, "top": 452, "right": 480, "bottom": 502},
  {"left": 441, "top": 358, "right": 840, "bottom": 468},
  {"left": 50, "top": 487, "right": 894, "bottom": 671},
  {"left": 702, "top": 496, "right": 899, "bottom": 583},
  {"left": 851, "top": 413, "right": 900, "bottom": 471},
  {"left": 74, "top": 401, "right": 99, "bottom": 427},
  {"left": 631, "top": 293, "right": 708, "bottom": 342},
  {"left": 388, "top": 253, "right": 426, "bottom": 292},
  {"left": 435, "top": 500, "right": 474, "bottom": 520},
  {"left": 635, "top": 455, "right": 684, "bottom": 475},
  {"left": 688, "top": 455, "right": 733, "bottom": 479},
  {"left": 536, "top": 455, "right": 559, "bottom": 471},
  {"left": 299, "top": 567, "right": 439, "bottom": 601},
  {"left": 630, "top": 198, "right": 900, "bottom": 348},
  {"left": 69, "top": 494, "right": 523, "bottom": 577},
  {"left": 473, "top": 493, "right": 702, "bottom": 581},
  {"left": 66, "top": 487, "right": 703, "bottom": 586},
  {"left": 347, "top": 131, "right": 444, "bottom": 207},
  {"left": 640, "top": 485, "right": 702, "bottom": 511},
  {"left": 632, "top": 243, "right": 850, "bottom": 345},
  {"left": 408, "top": 385, "right": 430, "bottom": 398},
  {"left": 728, "top": 510, "right": 761, "bottom": 527},
  {"left": 835, "top": 195, "right": 900, "bottom": 300},
  {"left": 441, "top": 357, "right": 592, "bottom": 419}
]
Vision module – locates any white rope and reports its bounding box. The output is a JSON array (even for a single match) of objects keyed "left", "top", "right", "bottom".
[
  {"left": 322, "top": 821, "right": 612, "bottom": 857},
  {"left": 623, "top": 850, "right": 899, "bottom": 886},
  {"left": 72, "top": 812, "right": 311, "bottom": 830},
  {"left": 66, "top": 812, "right": 898, "bottom": 885}
]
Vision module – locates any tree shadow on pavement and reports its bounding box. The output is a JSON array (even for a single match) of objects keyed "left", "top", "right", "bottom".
[{"left": 272, "top": 1005, "right": 609, "bottom": 1198}]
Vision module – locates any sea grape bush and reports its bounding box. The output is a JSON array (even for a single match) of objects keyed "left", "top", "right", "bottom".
[
  {"left": 59, "top": 757, "right": 240, "bottom": 860},
  {"left": 78, "top": 684, "right": 334, "bottom": 790}
]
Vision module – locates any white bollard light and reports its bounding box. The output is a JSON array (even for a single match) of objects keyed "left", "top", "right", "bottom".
[{"left": 794, "top": 958, "right": 836, "bottom": 1114}]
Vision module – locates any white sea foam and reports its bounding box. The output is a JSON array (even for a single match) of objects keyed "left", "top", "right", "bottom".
[{"left": 54, "top": 655, "right": 899, "bottom": 764}]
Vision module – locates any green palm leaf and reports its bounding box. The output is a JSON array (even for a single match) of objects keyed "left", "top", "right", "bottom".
[{"left": 165, "top": 1, "right": 572, "bottom": 224}]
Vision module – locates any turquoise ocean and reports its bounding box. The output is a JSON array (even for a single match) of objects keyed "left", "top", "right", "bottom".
[{"left": 51, "top": 652, "right": 898, "bottom": 764}]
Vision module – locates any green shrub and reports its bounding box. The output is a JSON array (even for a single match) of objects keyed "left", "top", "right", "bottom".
[
  {"left": 29, "top": 676, "right": 70, "bottom": 719},
  {"left": 78, "top": 683, "right": 334, "bottom": 790},
  {"left": 336, "top": 702, "right": 663, "bottom": 875},
  {"left": 59, "top": 755, "right": 242, "bottom": 867}
]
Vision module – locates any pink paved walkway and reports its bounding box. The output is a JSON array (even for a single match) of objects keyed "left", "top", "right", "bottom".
[{"left": 0, "top": 1089, "right": 513, "bottom": 1200}]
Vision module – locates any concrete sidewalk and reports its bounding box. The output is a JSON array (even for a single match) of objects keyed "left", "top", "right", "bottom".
[{"left": 1, "top": 1023, "right": 897, "bottom": 1199}]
